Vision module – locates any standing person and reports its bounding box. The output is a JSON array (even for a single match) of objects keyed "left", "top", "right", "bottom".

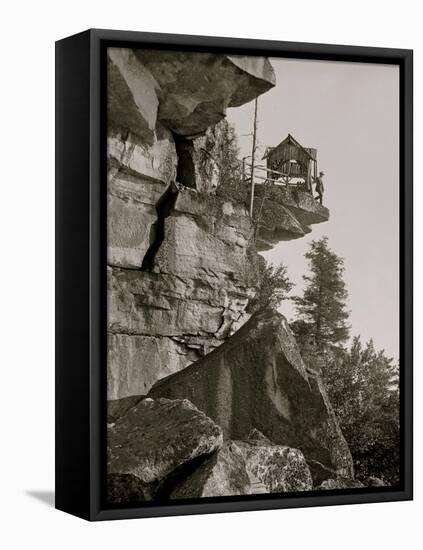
[{"left": 314, "top": 171, "right": 325, "bottom": 204}]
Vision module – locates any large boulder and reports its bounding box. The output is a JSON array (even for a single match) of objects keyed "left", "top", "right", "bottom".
[
  {"left": 133, "top": 50, "right": 276, "bottom": 137},
  {"left": 107, "top": 473, "right": 147, "bottom": 504},
  {"left": 107, "top": 394, "right": 145, "bottom": 423},
  {"left": 234, "top": 431, "right": 313, "bottom": 493},
  {"left": 107, "top": 398, "right": 223, "bottom": 498},
  {"left": 149, "top": 308, "right": 354, "bottom": 483},
  {"left": 108, "top": 48, "right": 275, "bottom": 140},
  {"left": 317, "top": 478, "right": 364, "bottom": 490},
  {"left": 170, "top": 441, "right": 251, "bottom": 499},
  {"left": 108, "top": 48, "right": 160, "bottom": 144}
]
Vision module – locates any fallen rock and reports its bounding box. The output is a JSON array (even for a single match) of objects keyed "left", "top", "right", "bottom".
[
  {"left": 317, "top": 478, "right": 364, "bottom": 490},
  {"left": 149, "top": 308, "right": 353, "bottom": 483},
  {"left": 247, "top": 428, "right": 274, "bottom": 445},
  {"left": 107, "top": 473, "right": 146, "bottom": 504},
  {"left": 170, "top": 441, "right": 250, "bottom": 499},
  {"left": 107, "top": 395, "right": 144, "bottom": 423},
  {"left": 107, "top": 398, "right": 223, "bottom": 498},
  {"left": 235, "top": 438, "right": 313, "bottom": 493},
  {"left": 364, "top": 476, "right": 385, "bottom": 487}
]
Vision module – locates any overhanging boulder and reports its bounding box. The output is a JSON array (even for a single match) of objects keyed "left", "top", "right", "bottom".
[
  {"left": 108, "top": 48, "right": 275, "bottom": 141},
  {"left": 134, "top": 50, "right": 276, "bottom": 137},
  {"left": 149, "top": 308, "right": 354, "bottom": 483}
]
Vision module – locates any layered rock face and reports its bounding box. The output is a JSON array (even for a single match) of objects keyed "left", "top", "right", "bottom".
[
  {"left": 107, "top": 48, "right": 275, "bottom": 400},
  {"left": 107, "top": 190, "right": 258, "bottom": 398},
  {"left": 149, "top": 308, "right": 354, "bottom": 483}
]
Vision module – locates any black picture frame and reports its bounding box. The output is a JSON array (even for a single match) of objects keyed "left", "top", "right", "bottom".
[{"left": 55, "top": 28, "right": 413, "bottom": 521}]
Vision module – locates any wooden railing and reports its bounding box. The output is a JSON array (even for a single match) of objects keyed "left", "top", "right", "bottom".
[{"left": 244, "top": 163, "right": 311, "bottom": 189}]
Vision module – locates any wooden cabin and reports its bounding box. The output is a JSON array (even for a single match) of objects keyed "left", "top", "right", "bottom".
[{"left": 262, "top": 134, "right": 318, "bottom": 192}]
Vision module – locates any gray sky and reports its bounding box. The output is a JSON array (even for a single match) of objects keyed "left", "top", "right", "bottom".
[{"left": 227, "top": 58, "right": 399, "bottom": 360}]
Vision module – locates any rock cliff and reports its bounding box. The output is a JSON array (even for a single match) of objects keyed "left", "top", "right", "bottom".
[
  {"left": 107, "top": 48, "right": 328, "bottom": 400},
  {"left": 107, "top": 48, "right": 277, "bottom": 399},
  {"left": 107, "top": 48, "right": 356, "bottom": 497}
]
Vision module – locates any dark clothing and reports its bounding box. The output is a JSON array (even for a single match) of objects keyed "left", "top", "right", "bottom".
[{"left": 315, "top": 176, "right": 324, "bottom": 205}]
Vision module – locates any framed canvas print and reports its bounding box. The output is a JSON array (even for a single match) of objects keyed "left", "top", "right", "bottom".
[{"left": 55, "top": 29, "right": 413, "bottom": 521}]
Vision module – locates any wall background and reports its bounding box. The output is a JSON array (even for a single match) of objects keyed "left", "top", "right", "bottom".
[{"left": 0, "top": 1, "right": 420, "bottom": 547}]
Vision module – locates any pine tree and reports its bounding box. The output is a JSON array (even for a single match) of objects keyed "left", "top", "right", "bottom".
[
  {"left": 293, "top": 236, "right": 350, "bottom": 350},
  {"left": 248, "top": 256, "right": 293, "bottom": 314}
]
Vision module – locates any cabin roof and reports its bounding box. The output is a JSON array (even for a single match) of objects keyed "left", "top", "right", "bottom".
[{"left": 262, "top": 133, "right": 315, "bottom": 161}]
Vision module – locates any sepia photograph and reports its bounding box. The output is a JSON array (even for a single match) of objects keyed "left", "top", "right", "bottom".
[{"left": 106, "top": 47, "right": 400, "bottom": 504}]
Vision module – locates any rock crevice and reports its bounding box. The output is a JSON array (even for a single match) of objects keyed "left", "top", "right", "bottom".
[{"left": 140, "top": 183, "right": 179, "bottom": 272}]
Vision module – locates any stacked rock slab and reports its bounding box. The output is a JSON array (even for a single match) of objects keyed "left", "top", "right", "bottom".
[
  {"left": 107, "top": 188, "right": 259, "bottom": 398},
  {"left": 149, "top": 308, "right": 354, "bottom": 484},
  {"left": 107, "top": 397, "right": 223, "bottom": 500},
  {"left": 107, "top": 48, "right": 277, "bottom": 400}
]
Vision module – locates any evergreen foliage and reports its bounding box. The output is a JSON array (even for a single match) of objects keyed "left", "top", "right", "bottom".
[
  {"left": 248, "top": 256, "right": 293, "bottom": 313},
  {"left": 293, "top": 236, "right": 350, "bottom": 350}
]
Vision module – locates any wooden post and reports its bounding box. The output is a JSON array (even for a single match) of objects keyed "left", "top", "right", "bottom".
[{"left": 249, "top": 98, "right": 258, "bottom": 218}]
